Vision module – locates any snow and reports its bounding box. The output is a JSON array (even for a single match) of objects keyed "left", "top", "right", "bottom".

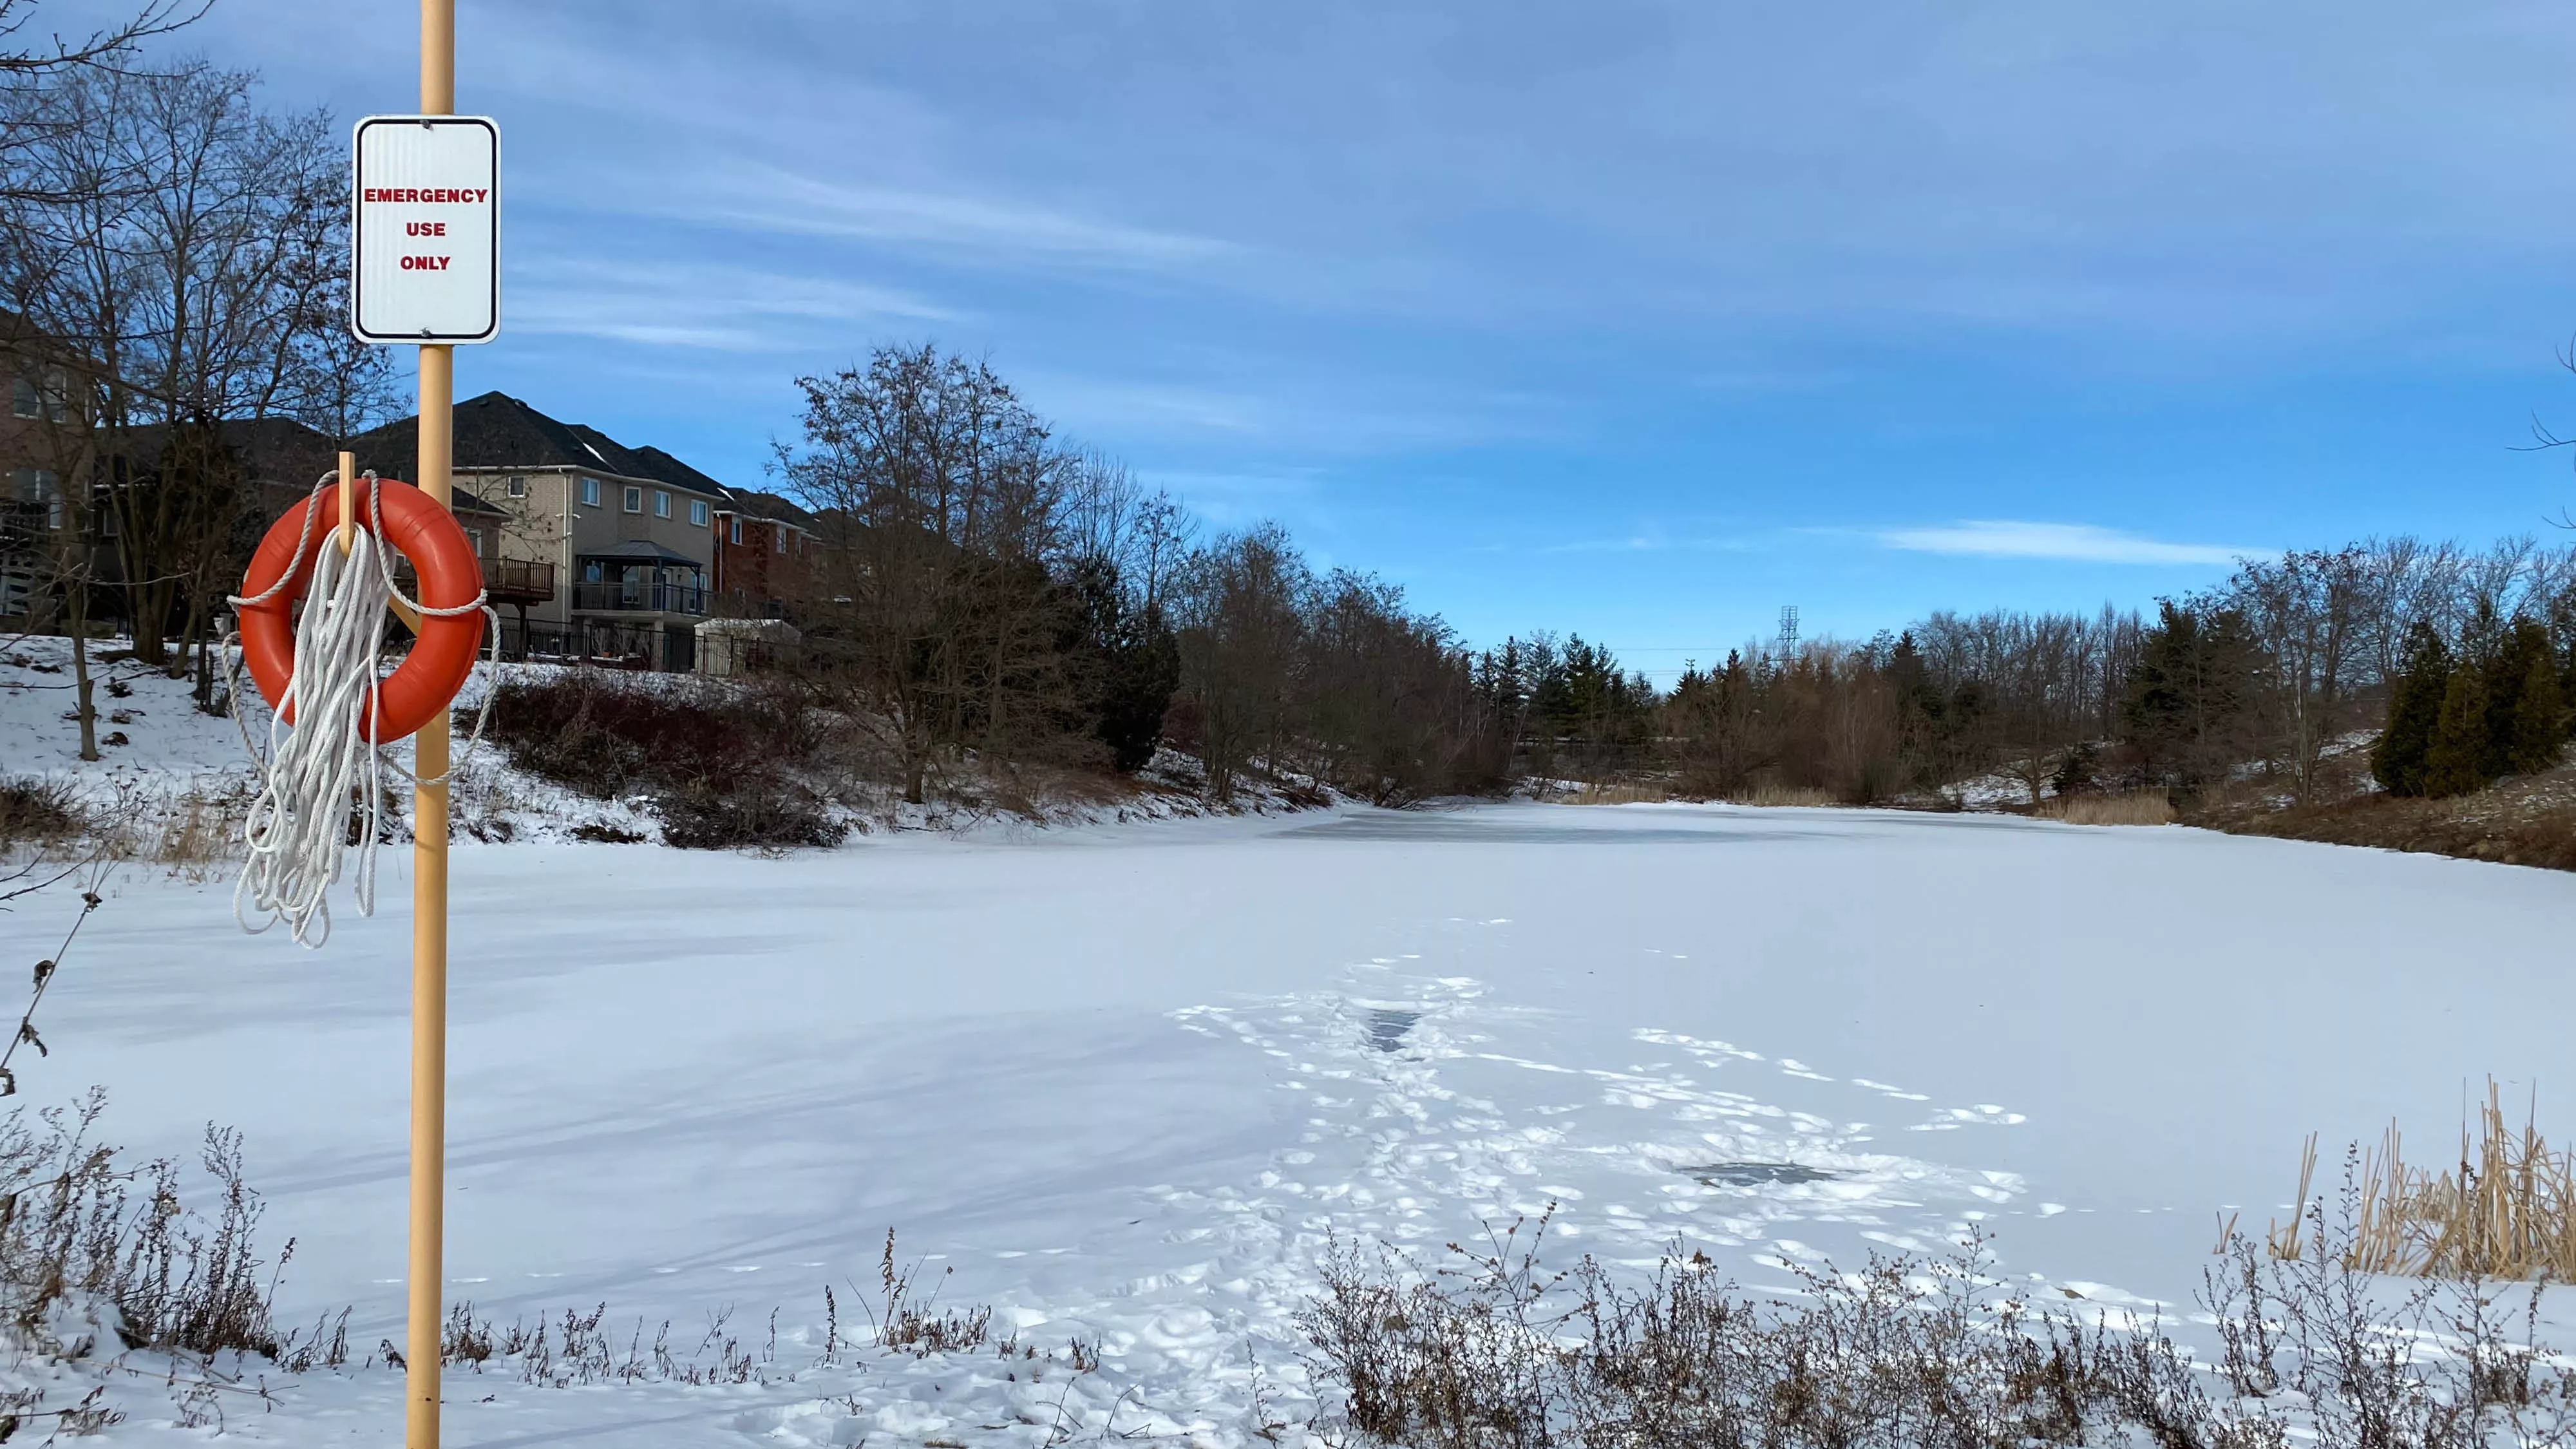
[
  {"left": 1, "top": 638, "right": 264, "bottom": 779},
  {"left": 3, "top": 795, "right": 2571, "bottom": 1442}
]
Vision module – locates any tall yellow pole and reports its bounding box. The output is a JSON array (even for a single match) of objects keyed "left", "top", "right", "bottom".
[{"left": 408, "top": 4, "right": 455, "bottom": 1446}]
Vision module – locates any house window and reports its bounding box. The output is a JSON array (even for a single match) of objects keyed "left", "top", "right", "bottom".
[
  {"left": 466, "top": 528, "right": 486, "bottom": 556},
  {"left": 653, "top": 489, "right": 670, "bottom": 518},
  {"left": 689, "top": 498, "right": 708, "bottom": 527},
  {"left": 729, "top": 516, "right": 741, "bottom": 545},
  {"left": 774, "top": 523, "right": 788, "bottom": 554},
  {"left": 622, "top": 485, "right": 643, "bottom": 513},
  {"left": 10, "top": 468, "right": 60, "bottom": 529},
  {"left": 507, "top": 476, "right": 526, "bottom": 498},
  {"left": 580, "top": 476, "right": 601, "bottom": 507},
  {"left": 9, "top": 374, "right": 37, "bottom": 420}
]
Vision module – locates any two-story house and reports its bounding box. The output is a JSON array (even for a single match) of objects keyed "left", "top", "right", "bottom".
[
  {"left": 354, "top": 392, "right": 728, "bottom": 670},
  {"left": 708, "top": 485, "right": 820, "bottom": 620}
]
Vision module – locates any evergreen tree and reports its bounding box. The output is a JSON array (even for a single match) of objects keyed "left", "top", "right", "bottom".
[
  {"left": 2479, "top": 620, "right": 2546, "bottom": 780},
  {"left": 2369, "top": 621, "right": 2448, "bottom": 797},
  {"left": 2121, "top": 600, "right": 2256, "bottom": 788},
  {"left": 1886, "top": 631, "right": 1947, "bottom": 786},
  {"left": 2422, "top": 660, "right": 2493, "bottom": 797},
  {"left": 1067, "top": 558, "right": 1180, "bottom": 773},
  {"left": 2501, "top": 620, "right": 2568, "bottom": 775},
  {"left": 1095, "top": 605, "right": 1180, "bottom": 773}
]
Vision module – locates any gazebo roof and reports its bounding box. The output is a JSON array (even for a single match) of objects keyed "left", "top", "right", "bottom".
[{"left": 580, "top": 539, "right": 702, "bottom": 567}]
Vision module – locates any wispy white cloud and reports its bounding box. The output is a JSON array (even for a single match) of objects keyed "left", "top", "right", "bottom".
[
  {"left": 1023, "top": 366, "right": 1564, "bottom": 453},
  {"left": 1875, "top": 519, "right": 2256, "bottom": 566},
  {"left": 651, "top": 163, "right": 1239, "bottom": 271},
  {"left": 1138, "top": 467, "right": 1324, "bottom": 528},
  {"left": 506, "top": 259, "right": 958, "bottom": 352},
  {"left": 1029, "top": 377, "right": 1271, "bottom": 435},
  {"left": 1535, "top": 534, "right": 1757, "bottom": 555}
]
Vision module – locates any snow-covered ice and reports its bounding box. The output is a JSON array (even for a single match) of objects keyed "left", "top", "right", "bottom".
[{"left": 6, "top": 797, "right": 2573, "bottom": 1442}]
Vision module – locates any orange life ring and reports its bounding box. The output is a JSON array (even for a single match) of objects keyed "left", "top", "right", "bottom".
[{"left": 238, "top": 478, "right": 485, "bottom": 743}]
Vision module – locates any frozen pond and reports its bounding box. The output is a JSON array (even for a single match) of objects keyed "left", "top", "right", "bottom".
[{"left": 16, "top": 800, "right": 2573, "bottom": 1444}]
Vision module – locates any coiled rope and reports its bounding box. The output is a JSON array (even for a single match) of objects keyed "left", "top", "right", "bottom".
[{"left": 225, "top": 469, "right": 500, "bottom": 948}]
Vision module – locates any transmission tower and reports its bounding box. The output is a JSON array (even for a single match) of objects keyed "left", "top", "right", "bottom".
[{"left": 1776, "top": 604, "right": 1800, "bottom": 660}]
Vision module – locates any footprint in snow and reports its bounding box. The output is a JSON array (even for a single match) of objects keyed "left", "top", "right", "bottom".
[{"left": 1173, "top": 969, "right": 2027, "bottom": 1266}]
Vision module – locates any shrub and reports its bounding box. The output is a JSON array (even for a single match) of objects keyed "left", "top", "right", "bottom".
[
  {"left": 654, "top": 781, "right": 844, "bottom": 851},
  {"left": 1302, "top": 1208, "right": 2575, "bottom": 1448},
  {"left": 487, "top": 672, "right": 844, "bottom": 850},
  {"left": 0, "top": 1092, "right": 291, "bottom": 1360},
  {"left": 487, "top": 672, "right": 794, "bottom": 800},
  {"left": 0, "top": 778, "right": 83, "bottom": 852}
]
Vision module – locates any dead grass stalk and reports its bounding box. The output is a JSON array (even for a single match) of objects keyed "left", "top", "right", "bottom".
[
  {"left": 2275, "top": 1080, "right": 2576, "bottom": 1280},
  {"left": 1563, "top": 782, "right": 1671, "bottom": 806},
  {"left": 2036, "top": 791, "right": 2176, "bottom": 826},
  {"left": 1727, "top": 782, "right": 1835, "bottom": 808}
]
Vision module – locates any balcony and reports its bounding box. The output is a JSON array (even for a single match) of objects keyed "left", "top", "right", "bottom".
[
  {"left": 571, "top": 579, "right": 707, "bottom": 616},
  {"left": 390, "top": 556, "right": 555, "bottom": 606},
  {"left": 484, "top": 557, "right": 554, "bottom": 605}
]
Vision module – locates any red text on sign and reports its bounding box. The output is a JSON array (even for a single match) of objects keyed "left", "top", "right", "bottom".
[
  {"left": 361, "top": 187, "right": 489, "bottom": 204},
  {"left": 406, "top": 222, "right": 447, "bottom": 237},
  {"left": 399, "top": 256, "right": 452, "bottom": 271}
]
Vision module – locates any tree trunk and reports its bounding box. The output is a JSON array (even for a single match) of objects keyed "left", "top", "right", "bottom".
[
  {"left": 176, "top": 590, "right": 204, "bottom": 685},
  {"left": 123, "top": 571, "right": 175, "bottom": 667},
  {"left": 194, "top": 604, "right": 218, "bottom": 714},
  {"left": 68, "top": 594, "right": 98, "bottom": 762}
]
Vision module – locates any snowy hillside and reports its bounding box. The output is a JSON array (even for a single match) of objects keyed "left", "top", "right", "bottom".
[{"left": 0, "top": 800, "right": 2567, "bottom": 1443}]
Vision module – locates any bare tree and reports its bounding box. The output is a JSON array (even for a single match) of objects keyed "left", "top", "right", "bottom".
[
  {"left": 2, "top": 60, "right": 348, "bottom": 669},
  {"left": 1169, "top": 524, "right": 1309, "bottom": 802},
  {"left": 2225, "top": 549, "right": 2371, "bottom": 798},
  {"left": 777, "top": 345, "right": 1084, "bottom": 801},
  {"left": 0, "top": 0, "right": 205, "bottom": 77},
  {"left": 0, "top": 0, "right": 209, "bottom": 233}
]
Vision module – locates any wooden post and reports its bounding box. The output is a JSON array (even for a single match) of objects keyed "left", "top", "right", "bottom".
[
  {"left": 337, "top": 451, "right": 355, "bottom": 555},
  {"left": 408, "top": 5, "right": 455, "bottom": 1447}
]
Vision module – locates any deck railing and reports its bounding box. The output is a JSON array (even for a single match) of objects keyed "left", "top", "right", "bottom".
[{"left": 569, "top": 580, "right": 707, "bottom": 616}]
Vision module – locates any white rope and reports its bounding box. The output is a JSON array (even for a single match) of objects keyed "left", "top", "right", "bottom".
[{"left": 223, "top": 470, "right": 502, "bottom": 949}]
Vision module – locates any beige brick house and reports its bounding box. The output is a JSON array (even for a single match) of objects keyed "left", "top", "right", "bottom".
[{"left": 354, "top": 392, "right": 732, "bottom": 669}]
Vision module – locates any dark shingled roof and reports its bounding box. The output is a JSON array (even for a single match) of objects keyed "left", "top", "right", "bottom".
[
  {"left": 564, "top": 423, "right": 656, "bottom": 481},
  {"left": 350, "top": 392, "right": 725, "bottom": 498},
  {"left": 119, "top": 416, "right": 339, "bottom": 491},
  {"left": 122, "top": 415, "right": 504, "bottom": 518},
  {"left": 623, "top": 444, "right": 733, "bottom": 497},
  {"left": 717, "top": 485, "right": 817, "bottom": 530}
]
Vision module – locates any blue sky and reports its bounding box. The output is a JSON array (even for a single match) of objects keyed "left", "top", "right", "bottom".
[{"left": 135, "top": 0, "right": 2576, "bottom": 676}]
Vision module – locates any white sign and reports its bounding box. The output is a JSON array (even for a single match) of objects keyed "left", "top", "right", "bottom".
[{"left": 351, "top": 115, "right": 500, "bottom": 345}]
